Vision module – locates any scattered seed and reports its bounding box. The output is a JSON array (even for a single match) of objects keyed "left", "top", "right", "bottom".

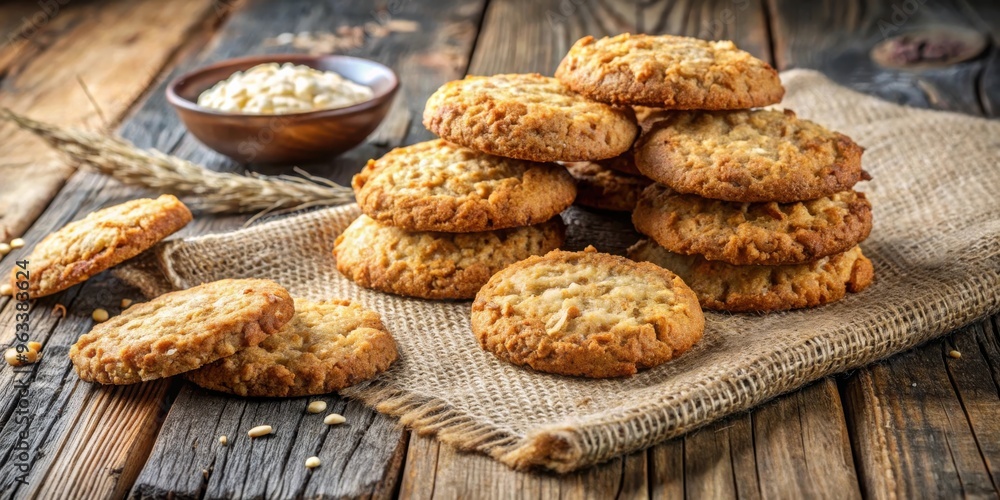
[
  {"left": 248, "top": 425, "right": 273, "bottom": 438},
  {"left": 0, "top": 284, "right": 12, "bottom": 296},
  {"left": 27, "top": 341, "right": 42, "bottom": 352},
  {"left": 305, "top": 456, "right": 321, "bottom": 468},
  {"left": 219, "top": 435, "right": 228, "bottom": 445},
  {"left": 306, "top": 401, "right": 327, "bottom": 414},
  {"left": 52, "top": 303, "right": 67, "bottom": 318},
  {"left": 121, "top": 298, "right": 133, "bottom": 308},
  {"left": 324, "top": 413, "right": 346, "bottom": 425},
  {"left": 5, "top": 347, "right": 38, "bottom": 366},
  {"left": 911, "top": 382, "right": 917, "bottom": 387},
  {"left": 92, "top": 308, "right": 110, "bottom": 322},
  {"left": 0, "top": 243, "right": 10, "bottom": 255},
  {"left": 9, "top": 238, "right": 25, "bottom": 249},
  {"left": 949, "top": 350, "right": 962, "bottom": 359}
]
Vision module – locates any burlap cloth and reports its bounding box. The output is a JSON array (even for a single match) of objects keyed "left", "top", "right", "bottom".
[{"left": 117, "top": 70, "right": 1000, "bottom": 473}]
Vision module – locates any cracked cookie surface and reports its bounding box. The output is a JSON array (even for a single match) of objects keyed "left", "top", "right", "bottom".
[
  {"left": 632, "top": 184, "right": 872, "bottom": 265},
  {"left": 471, "top": 246, "right": 704, "bottom": 378},
  {"left": 353, "top": 139, "right": 576, "bottom": 232},
  {"left": 423, "top": 73, "right": 638, "bottom": 162},
  {"left": 13, "top": 194, "right": 192, "bottom": 297},
  {"left": 70, "top": 279, "right": 294, "bottom": 385},
  {"left": 186, "top": 298, "right": 398, "bottom": 397},
  {"left": 334, "top": 215, "right": 565, "bottom": 300},
  {"left": 635, "top": 109, "right": 865, "bottom": 202},
  {"left": 556, "top": 34, "right": 784, "bottom": 109},
  {"left": 629, "top": 240, "right": 874, "bottom": 312}
]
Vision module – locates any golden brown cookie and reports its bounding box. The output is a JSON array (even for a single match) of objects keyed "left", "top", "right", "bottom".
[
  {"left": 12, "top": 195, "right": 192, "bottom": 297},
  {"left": 422, "top": 73, "right": 638, "bottom": 162},
  {"left": 69, "top": 279, "right": 294, "bottom": 385},
  {"left": 471, "top": 246, "right": 704, "bottom": 378},
  {"left": 334, "top": 215, "right": 565, "bottom": 300},
  {"left": 632, "top": 184, "right": 872, "bottom": 265},
  {"left": 629, "top": 239, "right": 874, "bottom": 312},
  {"left": 564, "top": 161, "right": 651, "bottom": 212},
  {"left": 555, "top": 34, "right": 784, "bottom": 109},
  {"left": 353, "top": 140, "right": 576, "bottom": 232},
  {"left": 186, "top": 298, "right": 398, "bottom": 397},
  {"left": 636, "top": 109, "right": 866, "bottom": 203}
]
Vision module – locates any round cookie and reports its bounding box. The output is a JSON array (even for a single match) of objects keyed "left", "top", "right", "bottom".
[
  {"left": 471, "top": 246, "right": 704, "bottom": 378},
  {"left": 186, "top": 298, "right": 398, "bottom": 397},
  {"left": 353, "top": 139, "right": 576, "bottom": 232},
  {"left": 629, "top": 240, "right": 874, "bottom": 312},
  {"left": 632, "top": 184, "right": 873, "bottom": 265},
  {"left": 422, "top": 73, "right": 638, "bottom": 162},
  {"left": 555, "top": 34, "right": 784, "bottom": 109},
  {"left": 564, "top": 161, "right": 651, "bottom": 212},
  {"left": 635, "top": 109, "right": 866, "bottom": 203},
  {"left": 334, "top": 215, "right": 565, "bottom": 300},
  {"left": 12, "top": 194, "right": 192, "bottom": 298},
  {"left": 70, "top": 279, "right": 294, "bottom": 385}
]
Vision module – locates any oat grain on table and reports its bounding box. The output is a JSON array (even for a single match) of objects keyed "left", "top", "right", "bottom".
[
  {"left": 632, "top": 184, "right": 873, "bottom": 265},
  {"left": 556, "top": 34, "right": 784, "bottom": 109},
  {"left": 11, "top": 194, "right": 192, "bottom": 297},
  {"left": 186, "top": 298, "right": 398, "bottom": 397},
  {"left": 423, "top": 73, "right": 638, "bottom": 162},
  {"left": 635, "top": 109, "right": 866, "bottom": 203},
  {"left": 334, "top": 215, "right": 565, "bottom": 300},
  {"left": 630, "top": 240, "right": 874, "bottom": 312},
  {"left": 472, "top": 246, "right": 704, "bottom": 378},
  {"left": 353, "top": 139, "right": 576, "bottom": 232},
  {"left": 69, "top": 278, "right": 294, "bottom": 385}
]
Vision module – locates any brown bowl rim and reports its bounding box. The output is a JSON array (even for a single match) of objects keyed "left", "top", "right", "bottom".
[{"left": 166, "top": 54, "right": 399, "bottom": 118}]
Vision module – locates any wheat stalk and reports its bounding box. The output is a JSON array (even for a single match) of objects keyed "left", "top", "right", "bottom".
[{"left": 0, "top": 108, "right": 355, "bottom": 219}]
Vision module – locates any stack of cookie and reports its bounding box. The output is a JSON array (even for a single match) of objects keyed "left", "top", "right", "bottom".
[
  {"left": 556, "top": 33, "right": 875, "bottom": 312},
  {"left": 336, "top": 73, "right": 640, "bottom": 300}
]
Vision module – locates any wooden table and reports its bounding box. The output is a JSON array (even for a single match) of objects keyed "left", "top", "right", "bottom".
[{"left": 1, "top": 0, "right": 997, "bottom": 498}]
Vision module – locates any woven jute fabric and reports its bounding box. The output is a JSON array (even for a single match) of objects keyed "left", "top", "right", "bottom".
[{"left": 118, "top": 70, "right": 1000, "bottom": 473}]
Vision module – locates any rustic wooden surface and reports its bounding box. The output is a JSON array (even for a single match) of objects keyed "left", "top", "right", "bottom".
[{"left": 0, "top": 0, "right": 997, "bottom": 498}]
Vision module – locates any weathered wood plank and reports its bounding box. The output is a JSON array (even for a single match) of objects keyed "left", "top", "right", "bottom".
[
  {"left": 120, "top": 0, "right": 489, "bottom": 497},
  {"left": 767, "top": 0, "right": 990, "bottom": 115},
  {"left": 844, "top": 330, "right": 1000, "bottom": 499},
  {"left": 960, "top": 0, "right": 1000, "bottom": 116},
  {"left": 0, "top": 0, "right": 222, "bottom": 242},
  {"left": 399, "top": 435, "right": 648, "bottom": 499}
]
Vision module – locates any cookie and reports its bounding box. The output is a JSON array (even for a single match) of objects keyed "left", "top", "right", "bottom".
[
  {"left": 629, "top": 239, "right": 874, "bottom": 312},
  {"left": 635, "top": 109, "right": 866, "bottom": 203},
  {"left": 471, "top": 246, "right": 704, "bottom": 378},
  {"left": 70, "top": 279, "right": 294, "bottom": 385},
  {"left": 564, "top": 161, "right": 651, "bottom": 212},
  {"left": 595, "top": 151, "right": 642, "bottom": 176},
  {"left": 12, "top": 194, "right": 192, "bottom": 297},
  {"left": 632, "top": 184, "right": 872, "bottom": 265},
  {"left": 555, "top": 34, "right": 784, "bottom": 109},
  {"left": 423, "top": 73, "right": 638, "bottom": 162},
  {"left": 334, "top": 215, "right": 565, "bottom": 300},
  {"left": 186, "top": 298, "right": 398, "bottom": 397},
  {"left": 353, "top": 139, "right": 576, "bottom": 232}
]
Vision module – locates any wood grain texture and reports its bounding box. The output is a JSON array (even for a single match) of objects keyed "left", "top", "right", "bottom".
[
  {"left": 400, "top": 435, "right": 648, "bottom": 499},
  {"left": 767, "top": 0, "right": 992, "bottom": 115},
  {"left": 0, "top": 0, "right": 220, "bottom": 242},
  {"left": 119, "top": 0, "right": 489, "bottom": 497},
  {"left": 843, "top": 327, "right": 1000, "bottom": 499}
]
